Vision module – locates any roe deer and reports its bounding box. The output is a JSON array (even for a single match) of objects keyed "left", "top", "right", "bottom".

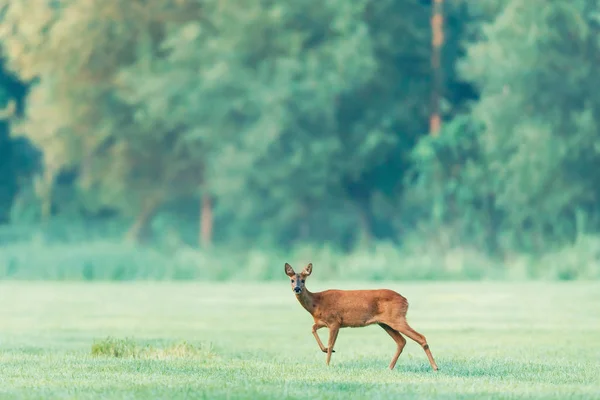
[{"left": 285, "top": 262, "right": 438, "bottom": 371}]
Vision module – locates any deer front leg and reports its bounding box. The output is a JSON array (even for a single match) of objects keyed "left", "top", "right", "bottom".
[
  {"left": 312, "top": 323, "right": 335, "bottom": 353},
  {"left": 326, "top": 325, "right": 340, "bottom": 366}
]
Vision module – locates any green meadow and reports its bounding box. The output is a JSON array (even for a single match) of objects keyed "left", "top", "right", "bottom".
[{"left": 0, "top": 281, "right": 598, "bottom": 399}]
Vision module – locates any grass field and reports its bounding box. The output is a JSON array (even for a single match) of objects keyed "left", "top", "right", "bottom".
[{"left": 0, "top": 281, "right": 599, "bottom": 399}]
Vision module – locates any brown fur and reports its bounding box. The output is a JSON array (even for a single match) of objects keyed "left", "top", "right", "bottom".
[{"left": 285, "top": 262, "right": 439, "bottom": 371}]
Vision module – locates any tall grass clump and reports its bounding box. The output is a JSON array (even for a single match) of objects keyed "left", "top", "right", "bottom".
[{"left": 91, "top": 337, "right": 217, "bottom": 360}]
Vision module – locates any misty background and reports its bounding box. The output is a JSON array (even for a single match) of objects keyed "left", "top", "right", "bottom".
[{"left": 1, "top": 0, "right": 599, "bottom": 281}]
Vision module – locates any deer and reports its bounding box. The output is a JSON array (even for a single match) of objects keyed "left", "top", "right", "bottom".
[{"left": 284, "top": 262, "right": 438, "bottom": 371}]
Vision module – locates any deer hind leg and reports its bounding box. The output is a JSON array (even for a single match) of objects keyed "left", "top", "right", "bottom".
[
  {"left": 326, "top": 325, "right": 340, "bottom": 366},
  {"left": 379, "top": 323, "right": 406, "bottom": 370},
  {"left": 392, "top": 321, "right": 438, "bottom": 371}
]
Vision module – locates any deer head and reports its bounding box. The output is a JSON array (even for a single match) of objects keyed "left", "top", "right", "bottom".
[{"left": 284, "top": 262, "right": 312, "bottom": 294}]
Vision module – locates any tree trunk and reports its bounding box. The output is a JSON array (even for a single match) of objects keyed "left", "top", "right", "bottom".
[
  {"left": 429, "top": 0, "right": 444, "bottom": 136},
  {"left": 200, "top": 195, "right": 213, "bottom": 248},
  {"left": 125, "top": 197, "right": 160, "bottom": 244},
  {"left": 40, "top": 192, "right": 52, "bottom": 223},
  {"left": 38, "top": 169, "right": 55, "bottom": 223}
]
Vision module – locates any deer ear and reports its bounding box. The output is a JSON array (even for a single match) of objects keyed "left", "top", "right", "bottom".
[
  {"left": 302, "top": 263, "right": 313, "bottom": 276},
  {"left": 285, "top": 263, "right": 295, "bottom": 277}
]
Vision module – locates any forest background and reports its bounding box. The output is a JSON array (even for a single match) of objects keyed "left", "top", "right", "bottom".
[{"left": 1, "top": 0, "right": 599, "bottom": 282}]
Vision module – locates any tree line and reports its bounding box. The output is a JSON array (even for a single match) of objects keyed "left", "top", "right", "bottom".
[{"left": 1, "top": 0, "right": 599, "bottom": 262}]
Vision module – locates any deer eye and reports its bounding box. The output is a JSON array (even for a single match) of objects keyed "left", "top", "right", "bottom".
[
  {"left": 291, "top": 279, "right": 295, "bottom": 283},
  {"left": 301, "top": 279, "right": 305, "bottom": 283}
]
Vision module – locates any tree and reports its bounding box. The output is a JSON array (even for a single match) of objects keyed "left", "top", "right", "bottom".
[
  {"left": 0, "top": 0, "right": 484, "bottom": 252},
  {"left": 419, "top": 0, "right": 600, "bottom": 253},
  {"left": 0, "top": 0, "right": 203, "bottom": 241},
  {"left": 118, "top": 0, "right": 394, "bottom": 248}
]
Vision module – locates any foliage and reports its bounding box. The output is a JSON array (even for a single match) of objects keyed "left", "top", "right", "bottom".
[
  {"left": 0, "top": 0, "right": 599, "bottom": 280},
  {"left": 117, "top": 0, "right": 379, "bottom": 247},
  {"left": 0, "top": 1, "right": 206, "bottom": 232},
  {"left": 0, "top": 60, "right": 31, "bottom": 223},
  {"left": 406, "top": 0, "right": 600, "bottom": 266},
  {"left": 457, "top": 0, "right": 600, "bottom": 252},
  {"left": 0, "top": 0, "right": 451, "bottom": 249}
]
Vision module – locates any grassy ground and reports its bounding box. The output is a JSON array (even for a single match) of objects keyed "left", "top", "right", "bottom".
[{"left": 0, "top": 281, "right": 599, "bottom": 399}]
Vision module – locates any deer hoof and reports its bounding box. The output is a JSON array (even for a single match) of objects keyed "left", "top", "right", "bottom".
[{"left": 322, "top": 348, "right": 335, "bottom": 353}]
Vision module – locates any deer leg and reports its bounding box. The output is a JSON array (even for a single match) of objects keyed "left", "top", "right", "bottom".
[
  {"left": 326, "top": 325, "right": 340, "bottom": 366},
  {"left": 379, "top": 323, "right": 406, "bottom": 370},
  {"left": 312, "top": 323, "right": 334, "bottom": 353},
  {"left": 394, "top": 321, "right": 438, "bottom": 371}
]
